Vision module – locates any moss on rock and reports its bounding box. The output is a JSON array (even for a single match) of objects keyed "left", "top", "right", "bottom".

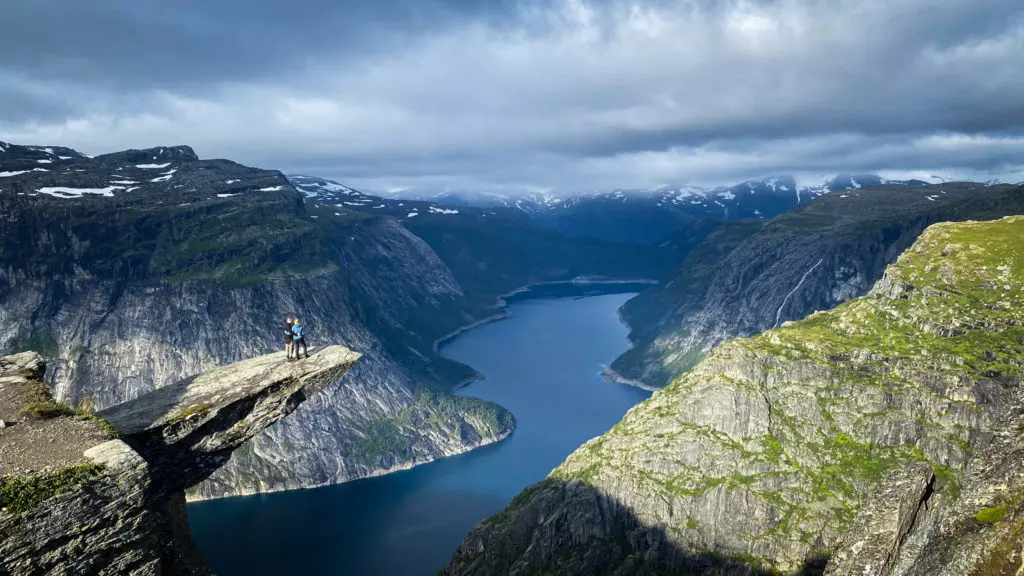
[{"left": 0, "top": 464, "right": 106, "bottom": 515}]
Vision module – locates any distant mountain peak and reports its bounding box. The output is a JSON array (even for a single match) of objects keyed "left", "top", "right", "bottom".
[{"left": 92, "top": 145, "right": 199, "bottom": 164}]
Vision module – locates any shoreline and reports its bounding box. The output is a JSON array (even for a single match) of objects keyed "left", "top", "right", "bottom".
[
  {"left": 600, "top": 365, "right": 661, "bottom": 392},
  {"left": 432, "top": 310, "right": 512, "bottom": 354},
  {"left": 186, "top": 427, "right": 514, "bottom": 503},
  {"left": 191, "top": 277, "right": 654, "bottom": 504},
  {"left": 435, "top": 276, "right": 657, "bottom": 361}
]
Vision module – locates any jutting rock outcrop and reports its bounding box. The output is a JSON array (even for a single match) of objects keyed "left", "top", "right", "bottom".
[
  {"left": 443, "top": 216, "right": 1024, "bottom": 575},
  {"left": 1, "top": 345, "right": 359, "bottom": 575}
]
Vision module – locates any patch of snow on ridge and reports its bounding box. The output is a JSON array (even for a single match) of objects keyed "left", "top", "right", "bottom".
[
  {"left": 225, "top": 179, "right": 240, "bottom": 184},
  {"left": 110, "top": 180, "right": 137, "bottom": 185},
  {"left": 38, "top": 186, "right": 121, "bottom": 198},
  {"left": 428, "top": 206, "right": 459, "bottom": 214},
  {"left": 217, "top": 193, "right": 237, "bottom": 198},
  {"left": 407, "top": 212, "right": 419, "bottom": 218},
  {"left": 0, "top": 170, "right": 29, "bottom": 177},
  {"left": 37, "top": 159, "right": 52, "bottom": 164},
  {"left": 136, "top": 163, "right": 172, "bottom": 169},
  {"left": 719, "top": 191, "right": 736, "bottom": 200},
  {"left": 259, "top": 186, "right": 284, "bottom": 192},
  {"left": 150, "top": 169, "right": 176, "bottom": 183}
]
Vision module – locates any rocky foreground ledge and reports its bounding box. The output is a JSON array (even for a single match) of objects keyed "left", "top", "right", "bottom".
[{"left": 1, "top": 346, "right": 359, "bottom": 576}]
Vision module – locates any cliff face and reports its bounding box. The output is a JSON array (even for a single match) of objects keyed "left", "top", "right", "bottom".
[
  {"left": 612, "top": 183, "right": 1024, "bottom": 389},
  {"left": 1, "top": 140, "right": 674, "bottom": 500},
  {"left": 443, "top": 216, "right": 1024, "bottom": 575},
  {"left": 0, "top": 347, "right": 359, "bottom": 575}
]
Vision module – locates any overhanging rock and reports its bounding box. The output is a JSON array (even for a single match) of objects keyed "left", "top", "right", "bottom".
[{"left": 98, "top": 346, "right": 361, "bottom": 498}]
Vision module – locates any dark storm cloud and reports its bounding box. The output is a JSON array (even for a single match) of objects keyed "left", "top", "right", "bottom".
[
  {"left": 0, "top": 0, "right": 540, "bottom": 121},
  {"left": 1, "top": 0, "right": 1023, "bottom": 191}
]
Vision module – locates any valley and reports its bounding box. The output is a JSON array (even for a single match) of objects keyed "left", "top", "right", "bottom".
[
  {"left": 2, "top": 139, "right": 1023, "bottom": 576},
  {"left": 189, "top": 291, "right": 648, "bottom": 576}
]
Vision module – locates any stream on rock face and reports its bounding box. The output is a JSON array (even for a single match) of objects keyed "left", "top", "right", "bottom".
[{"left": 188, "top": 286, "right": 652, "bottom": 576}]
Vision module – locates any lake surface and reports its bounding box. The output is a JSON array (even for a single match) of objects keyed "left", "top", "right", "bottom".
[{"left": 188, "top": 292, "right": 651, "bottom": 576}]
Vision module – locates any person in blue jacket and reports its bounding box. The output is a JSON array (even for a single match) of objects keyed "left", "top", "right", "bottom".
[{"left": 291, "top": 318, "right": 308, "bottom": 360}]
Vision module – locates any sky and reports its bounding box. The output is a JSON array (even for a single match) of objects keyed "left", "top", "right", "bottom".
[{"left": 1, "top": 0, "right": 1023, "bottom": 194}]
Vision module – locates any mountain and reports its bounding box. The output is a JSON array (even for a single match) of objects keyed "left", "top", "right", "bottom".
[
  {"left": 350, "top": 173, "right": 925, "bottom": 245},
  {"left": 0, "top": 141, "right": 676, "bottom": 500},
  {"left": 610, "top": 182, "right": 1024, "bottom": 389},
  {"left": 443, "top": 215, "right": 1024, "bottom": 576}
]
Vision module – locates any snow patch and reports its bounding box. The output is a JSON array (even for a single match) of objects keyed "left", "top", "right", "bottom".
[
  {"left": 0, "top": 170, "right": 29, "bottom": 177},
  {"left": 407, "top": 212, "right": 419, "bottom": 218},
  {"left": 37, "top": 159, "right": 52, "bottom": 164},
  {"left": 150, "top": 169, "right": 176, "bottom": 183},
  {"left": 428, "top": 206, "right": 459, "bottom": 214},
  {"left": 37, "top": 186, "right": 121, "bottom": 198},
  {"left": 135, "top": 163, "right": 172, "bottom": 169},
  {"left": 225, "top": 179, "right": 240, "bottom": 184},
  {"left": 110, "top": 180, "right": 138, "bottom": 185},
  {"left": 258, "top": 185, "right": 284, "bottom": 192},
  {"left": 217, "top": 193, "right": 238, "bottom": 198}
]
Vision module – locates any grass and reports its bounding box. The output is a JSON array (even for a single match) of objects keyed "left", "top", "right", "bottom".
[
  {"left": 532, "top": 217, "right": 1024, "bottom": 569},
  {"left": 17, "top": 374, "right": 121, "bottom": 438},
  {"left": 171, "top": 403, "right": 213, "bottom": 423},
  {"left": 975, "top": 505, "right": 1007, "bottom": 524},
  {"left": 0, "top": 463, "right": 106, "bottom": 514}
]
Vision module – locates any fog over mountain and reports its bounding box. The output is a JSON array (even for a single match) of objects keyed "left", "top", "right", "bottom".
[{"left": 1, "top": 0, "right": 1023, "bottom": 193}]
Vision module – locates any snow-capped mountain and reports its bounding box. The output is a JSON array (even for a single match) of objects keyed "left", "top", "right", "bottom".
[
  {"left": 288, "top": 174, "right": 487, "bottom": 223},
  {"left": 294, "top": 173, "right": 938, "bottom": 244}
]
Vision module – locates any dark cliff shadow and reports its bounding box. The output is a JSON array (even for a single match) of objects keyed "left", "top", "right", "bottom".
[{"left": 443, "top": 477, "right": 829, "bottom": 576}]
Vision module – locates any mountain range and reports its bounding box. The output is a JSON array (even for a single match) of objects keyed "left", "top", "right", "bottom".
[
  {"left": 294, "top": 174, "right": 947, "bottom": 245},
  {"left": 3, "top": 138, "right": 1024, "bottom": 576},
  {"left": 0, "top": 140, "right": 676, "bottom": 501}
]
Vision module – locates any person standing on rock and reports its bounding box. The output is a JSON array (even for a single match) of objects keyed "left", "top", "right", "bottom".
[
  {"left": 292, "top": 318, "right": 308, "bottom": 360},
  {"left": 284, "top": 316, "right": 295, "bottom": 360}
]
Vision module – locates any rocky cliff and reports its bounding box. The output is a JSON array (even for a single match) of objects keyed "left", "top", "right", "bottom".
[
  {"left": 443, "top": 216, "right": 1024, "bottom": 575},
  {"left": 612, "top": 183, "right": 1024, "bottom": 389},
  {"left": 0, "top": 346, "right": 359, "bottom": 575},
  {"left": 0, "top": 141, "right": 673, "bottom": 500}
]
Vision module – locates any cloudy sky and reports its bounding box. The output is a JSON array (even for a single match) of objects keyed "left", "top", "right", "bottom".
[{"left": 1, "top": 0, "right": 1023, "bottom": 193}]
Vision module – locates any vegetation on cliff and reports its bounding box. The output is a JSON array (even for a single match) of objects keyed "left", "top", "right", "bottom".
[
  {"left": 611, "top": 183, "right": 1024, "bottom": 389},
  {"left": 448, "top": 216, "right": 1024, "bottom": 575}
]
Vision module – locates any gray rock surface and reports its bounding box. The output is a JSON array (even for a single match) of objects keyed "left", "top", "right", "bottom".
[
  {"left": 444, "top": 217, "right": 1024, "bottom": 576},
  {"left": 0, "top": 142, "right": 518, "bottom": 500},
  {"left": 1, "top": 347, "right": 358, "bottom": 575},
  {"left": 825, "top": 375, "right": 1024, "bottom": 576},
  {"left": 612, "top": 183, "right": 1024, "bottom": 389},
  {"left": 98, "top": 345, "right": 359, "bottom": 498}
]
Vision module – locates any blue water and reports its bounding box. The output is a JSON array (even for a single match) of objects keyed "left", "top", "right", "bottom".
[{"left": 188, "top": 293, "right": 651, "bottom": 576}]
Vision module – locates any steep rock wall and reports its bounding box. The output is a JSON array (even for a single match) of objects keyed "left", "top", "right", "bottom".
[
  {"left": 444, "top": 216, "right": 1024, "bottom": 575},
  {"left": 613, "top": 183, "right": 1024, "bottom": 388}
]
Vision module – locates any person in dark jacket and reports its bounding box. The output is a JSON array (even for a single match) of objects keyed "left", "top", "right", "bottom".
[
  {"left": 284, "top": 317, "right": 295, "bottom": 360},
  {"left": 292, "top": 318, "right": 308, "bottom": 360}
]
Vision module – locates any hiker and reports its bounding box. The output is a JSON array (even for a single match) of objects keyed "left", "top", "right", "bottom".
[
  {"left": 292, "top": 318, "right": 308, "bottom": 360},
  {"left": 283, "top": 316, "right": 295, "bottom": 359}
]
